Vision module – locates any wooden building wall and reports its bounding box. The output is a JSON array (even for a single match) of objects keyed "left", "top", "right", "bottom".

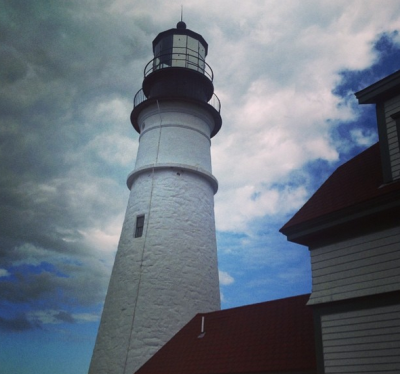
[
  {"left": 308, "top": 225, "right": 400, "bottom": 306},
  {"left": 315, "top": 297, "right": 400, "bottom": 374},
  {"left": 308, "top": 220, "right": 400, "bottom": 373},
  {"left": 384, "top": 94, "right": 400, "bottom": 180}
]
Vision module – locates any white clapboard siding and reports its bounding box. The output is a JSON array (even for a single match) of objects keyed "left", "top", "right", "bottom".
[
  {"left": 308, "top": 226, "right": 400, "bottom": 304},
  {"left": 321, "top": 303, "right": 400, "bottom": 374},
  {"left": 384, "top": 95, "right": 400, "bottom": 180}
]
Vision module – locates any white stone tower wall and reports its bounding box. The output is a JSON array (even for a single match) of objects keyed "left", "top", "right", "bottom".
[
  {"left": 134, "top": 102, "right": 214, "bottom": 171},
  {"left": 89, "top": 101, "right": 220, "bottom": 374}
]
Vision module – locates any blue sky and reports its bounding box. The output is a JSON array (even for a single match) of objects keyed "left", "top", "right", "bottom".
[{"left": 1, "top": 1, "right": 400, "bottom": 373}]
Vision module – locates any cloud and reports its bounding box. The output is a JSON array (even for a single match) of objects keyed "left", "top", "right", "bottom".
[
  {"left": 350, "top": 128, "right": 378, "bottom": 147},
  {"left": 215, "top": 183, "right": 308, "bottom": 233},
  {"left": 0, "top": 269, "right": 10, "bottom": 278},
  {"left": 27, "top": 310, "right": 75, "bottom": 325},
  {"left": 54, "top": 311, "right": 75, "bottom": 323},
  {"left": 209, "top": 1, "right": 400, "bottom": 234},
  {"left": 0, "top": 244, "right": 111, "bottom": 310},
  {"left": 1, "top": 0, "right": 400, "bottom": 338},
  {"left": 73, "top": 313, "right": 100, "bottom": 323},
  {"left": 219, "top": 270, "right": 235, "bottom": 286},
  {"left": 0, "top": 314, "right": 39, "bottom": 332}
]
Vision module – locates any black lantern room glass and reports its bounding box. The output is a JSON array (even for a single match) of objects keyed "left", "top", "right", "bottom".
[{"left": 153, "top": 28, "right": 207, "bottom": 73}]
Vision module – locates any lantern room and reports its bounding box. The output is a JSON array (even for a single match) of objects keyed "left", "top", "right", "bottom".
[
  {"left": 141, "top": 21, "right": 215, "bottom": 101},
  {"left": 152, "top": 21, "right": 208, "bottom": 74},
  {"left": 131, "top": 22, "right": 221, "bottom": 137}
]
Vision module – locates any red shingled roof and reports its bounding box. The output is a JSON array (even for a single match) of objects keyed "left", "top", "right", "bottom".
[
  {"left": 281, "top": 142, "right": 400, "bottom": 231},
  {"left": 135, "top": 294, "right": 316, "bottom": 374}
]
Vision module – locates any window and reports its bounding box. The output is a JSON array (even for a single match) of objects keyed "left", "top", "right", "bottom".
[
  {"left": 154, "top": 36, "right": 173, "bottom": 68},
  {"left": 391, "top": 111, "right": 400, "bottom": 143},
  {"left": 134, "top": 215, "right": 145, "bottom": 238},
  {"left": 390, "top": 111, "right": 400, "bottom": 180}
]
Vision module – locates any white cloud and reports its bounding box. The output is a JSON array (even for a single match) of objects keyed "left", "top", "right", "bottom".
[
  {"left": 27, "top": 310, "right": 99, "bottom": 325},
  {"left": 207, "top": 1, "right": 400, "bottom": 233},
  {"left": 219, "top": 270, "right": 235, "bottom": 286},
  {"left": 350, "top": 128, "right": 378, "bottom": 147},
  {"left": 78, "top": 216, "right": 123, "bottom": 256},
  {"left": 215, "top": 183, "right": 308, "bottom": 233},
  {"left": 220, "top": 291, "right": 226, "bottom": 304},
  {"left": 73, "top": 312, "right": 100, "bottom": 323},
  {"left": 85, "top": 132, "right": 138, "bottom": 167},
  {"left": 28, "top": 310, "right": 69, "bottom": 325}
]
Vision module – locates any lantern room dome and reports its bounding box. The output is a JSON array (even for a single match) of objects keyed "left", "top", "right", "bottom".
[{"left": 176, "top": 21, "right": 186, "bottom": 29}]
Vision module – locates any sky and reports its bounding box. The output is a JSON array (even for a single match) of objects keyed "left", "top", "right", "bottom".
[{"left": 1, "top": 1, "right": 400, "bottom": 373}]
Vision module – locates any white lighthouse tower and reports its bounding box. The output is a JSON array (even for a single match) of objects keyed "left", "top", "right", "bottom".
[{"left": 89, "top": 21, "right": 222, "bottom": 374}]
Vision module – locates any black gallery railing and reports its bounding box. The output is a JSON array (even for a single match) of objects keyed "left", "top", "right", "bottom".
[
  {"left": 133, "top": 88, "right": 221, "bottom": 113},
  {"left": 144, "top": 52, "right": 214, "bottom": 82}
]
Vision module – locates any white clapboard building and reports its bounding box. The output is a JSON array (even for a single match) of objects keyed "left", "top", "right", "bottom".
[{"left": 280, "top": 70, "right": 400, "bottom": 374}]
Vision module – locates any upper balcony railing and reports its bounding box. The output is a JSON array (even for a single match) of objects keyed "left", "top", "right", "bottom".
[
  {"left": 144, "top": 49, "right": 214, "bottom": 82},
  {"left": 133, "top": 88, "right": 221, "bottom": 113}
]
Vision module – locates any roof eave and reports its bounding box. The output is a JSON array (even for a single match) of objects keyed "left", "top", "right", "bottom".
[
  {"left": 280, "top": 190, "right": 400, "bottom": 246},
  {"left": 355, "top": 69, "right": 400, "bottom": 104}
]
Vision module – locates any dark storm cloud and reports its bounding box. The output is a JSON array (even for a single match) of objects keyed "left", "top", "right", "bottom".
[
  {"left": 54, "top": 310, "right": 75, "bottom": 323},
  {"left": 0, "top": 0, "right": 156, "bottom": 313},
  {"left": 0, "top": 260, "right": 110, "bottom": 310},
  {"left": 1, "top": 271, "right": 55, "bottom": 304},
  {"left": 0, "top": 314, "right": 40, "bottom": 332}
]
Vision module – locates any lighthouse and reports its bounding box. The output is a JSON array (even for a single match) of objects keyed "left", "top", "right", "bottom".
[{"left": 89, "top": 21, "right": 222, "bottom": 374}]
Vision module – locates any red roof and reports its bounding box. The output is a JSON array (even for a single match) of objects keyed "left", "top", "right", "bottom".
[
  {"left": 281, "top": 142, "right": 400, "bottom": 231},
  {"left": 135, "top": 294, "right": 316, "bottom": 374}
]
